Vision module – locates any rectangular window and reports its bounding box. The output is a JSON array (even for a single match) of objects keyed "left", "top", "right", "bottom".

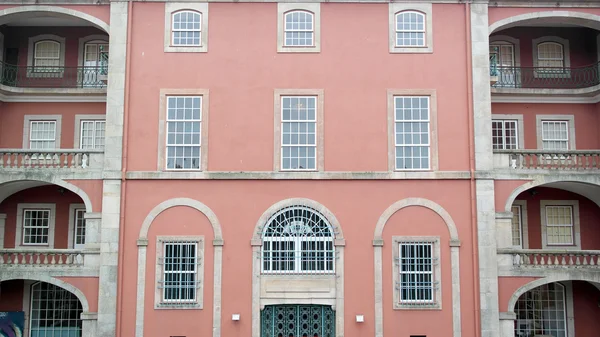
[
  {"left": 511, "top": 205, "right": 522, "bottom": 247},
  {"left": 29, "top": 121, "right": 57, "bottom": 149},
  {"left": 541, "top": 121, "right": 569, "bottom": 150},
  {"left": 394, "top": 96, "right": 430, "bottom": 170},
  {"left": 80, "top": 120, "right": 105, "bottom": 150},
  {"left": 545, "top": 206, "right": 574, "bottom": 245},
  {"left": 398, "top": 242, "right": 434, "bottom": 304},
  {"left": 22, "top": 209, "right": 51, "bottom": 245},
  {"left": 281, "top": 96, "right": 317, "bottom": 171},
  {"left": 166, "top": 96, "right": 202, "bottom": 170},
  {"left": 161, "top": 241, "right": 198, "bottom": 303},
  {"left": 492, "top": 120, "right": 518, "bottom": 150},
  {"left": 74, "top": 209, "right": 86, "bottom": 247}
]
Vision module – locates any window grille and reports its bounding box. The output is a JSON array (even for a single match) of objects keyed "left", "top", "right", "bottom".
[
  {"left": 261, "top": 305, "right": 335, "bottom": 337},
  {"left": 23, "top": 209, "right": 51, "bottom": 245},
  {"left": 545, "top": 206, "right": 574, "bottom": 245},
  {"left": 74, "top": 209, "right": 86, "bottom": 246},
  {"left": 33, "top": 40, "right": 61, "bottom": 72},
  {"left": 281, "top": 96, "right": 317, "bottom": 170},
  {"left": 514, "top": 283, "right": 567, "bottom": 337},
  {"left": 541, "top": 121, "right": 569, "bottom": 150},
  {"left": 80, "top": 120, "right": 105, "bottom": 150},
  {"left": 492, "top": 120, "right": 518, "bottom": 150},
  {"left": 511, "top": 205, "right": 523, "bottom": 247},
  {"left": 29, "top": 121, "right": 57, "bottom": 149},
  {"left": 158, "top": 241, "right": 200, "bottom": 305},
  {"left": 396, "top": 241, "right": 437, "bottom": 305},
  {"left": 30, "top": 282, "right": 82, "bottom": 337},
  {"left": 262, "top": 205, "right": 334, "bottom": 274},
  {"left": 284, "top": 11, "right": 314, "bottom": 47},
  {"left": 394, "top": 96, "right": 430, "bottom": 170},
  {"left": 395, "top": 11, "right": 425, "bottom": 47},
  {"left": 166, "top": 96, "right": 202, "bottom": 170},
  {"left": 172, "top": 11, "right": 202, "bottom": 46}
]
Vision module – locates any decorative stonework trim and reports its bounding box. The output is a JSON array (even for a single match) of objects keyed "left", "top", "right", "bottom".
[
  {"left": 137, "top": 239, "right": 148, "bottom": 247},
  {"left": 499, "top": 312, "right": 516, "bottom": 320},
  {"left": 489, "top": 11, "right": 600, "bottom": 35}
]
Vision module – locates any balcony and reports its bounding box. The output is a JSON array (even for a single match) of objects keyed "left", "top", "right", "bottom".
[
  {"left": 499, "top": 249, "right": 600, "bottom": 269},
  {"left": 0, "top": 149, "right": 104, "bottom": 173},
  {"left": 0, "top": 249, "right": 91, "bottom": 267},
  {"left": 490, "top": 63, "right": 600, "bottom": 90},
  {"left": 493, "top": 150, "right": 600, "bottom": 171},
  {"left": 0, "top": 61, "right": 107, "bottom": 89}
]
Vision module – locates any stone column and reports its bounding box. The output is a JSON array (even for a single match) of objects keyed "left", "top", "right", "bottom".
[
  {"left": 495, "top": 211, "right": 514, "bottom": 249},
  {"left": 83, "top": 212, "right": 102, "bottom": 268},
  {"left": 372, "top": 239, "right": 384, "bottom": 337},
  {"left": 0, "top": 213, "right": 6, "bottom": 249},
  {"left": 251, "top": 240, "right": 262, "bottom": 337},
  {"left": 81, "top": 312, "right": 99, "bottom": 337},
  {"left": 499, "top": 312, "right": 516, "bottom": 337}
]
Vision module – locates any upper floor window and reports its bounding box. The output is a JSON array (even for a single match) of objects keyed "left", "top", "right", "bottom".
[
  {"left": 389, "top": 3, "right": 432, "bottom": 53},
  {"left": 261, "top": 205, "right": 334, "bottom": 274},
  {"left": 166, "top": 96, "right": 202, "bottom": 170},
  {"left": 537, "top": 42, "right": 564, "bottom": 69},
  {"left": 15, "top": 203, "right": 56, "bottom": 248},
  {"left": 80, "top": 120, "right": 105, "bottom": 150},
  {"left": 164, "top": 3, "right": 208, "bottom": 52},
  {"left": 540, "top": 200, "right": 581, "bottom": 249},
  {"left": 30, "top": 121, "right": 57, "bottom": 149},
  {"left": 281, "top": 96, "right": 317, "bottom": 171},
  {"left": 492, "top": 119, "right": 518, "bottom": 150},
  {"left": 541, "top": 120, "right": 569, "bottom": 150},
  {"left": 34, "top": 41, "right": 61, "bottom": 72},
  {"left": 277, "top": 3, "right": 321, "bottom": 53},
  {"left": 172, "top": 11, "right": 202, "bottom": 46},
  {"left": 395, "top": 11, "right": 425, "bottom": 47},
  {"left": 532, "top": 37, "right": 570, "bottom": 77},
  {"left": 394, "top": 96, "right": 431, "bottom": 170}
]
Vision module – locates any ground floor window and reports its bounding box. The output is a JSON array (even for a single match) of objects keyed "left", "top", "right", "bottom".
[
  {"left": 261, "top": 304, "right": 335, "bottom": 337},
  {"left": 514, "top": 283, "right": 566, "bottom": 337},
  {"left": 30, "top": 282, "right": 82, "bottom": 337}
]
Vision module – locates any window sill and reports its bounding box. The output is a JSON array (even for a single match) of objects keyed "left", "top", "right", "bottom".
[
  {"left": 394, "top": 302, "right": 441, "bottom": 310},
  {"left": 389, "top": 46, "right": 433, "bottom": 54},
  {"left": 277, "top": 46, "right": 320, "bottom": 53},
  {"left": 155, "top": 303, "right": 203, "bottom": 310},
  {"left": 164, "top": 46, "right": 207, "bottom": 53}
]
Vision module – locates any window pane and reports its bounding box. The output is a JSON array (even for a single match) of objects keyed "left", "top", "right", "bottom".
[
  {"left": 281, "top": 96, "right": 317, "bottom": 170},
  {"left": 399, "top": 242, "right": 434, "bottom": 304},
  {"left": 284, "top": 11, "right": 314, "bottom": 46},
  {"left": 395, "top": 12, "right": 426, "bottom": 47},
  {"left": 162, "top": 242, "right": 198, "bottom": 303},
  {"left": 394, "top": 96, "right": 430, "bottom": 170},
  {"left": 172, "top": 11, "right": 202, "bottom": 46},
  {"left": 166, "top": 96, "right": 202, "bottom": 170}
]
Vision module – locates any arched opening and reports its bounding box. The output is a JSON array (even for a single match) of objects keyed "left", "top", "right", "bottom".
[{"left": 514, "top": 282, "right": 567, "bottom": 337}]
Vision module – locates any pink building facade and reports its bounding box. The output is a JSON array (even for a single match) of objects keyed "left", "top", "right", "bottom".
[{"left": 0, "top": 1, "right": 598, "bottom": 337}]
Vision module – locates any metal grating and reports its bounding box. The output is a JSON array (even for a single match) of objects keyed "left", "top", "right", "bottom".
[
  {"left": 261, "top": 305, "right": 335, "bottom": 337},
  {"left": 30, "top": 282, "right": 82, "bottom": 337}
]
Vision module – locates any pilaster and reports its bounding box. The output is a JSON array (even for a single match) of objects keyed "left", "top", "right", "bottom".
[
  {"left": 0, "top": 213, "right": 6, "bottom": 249},
  {"left": 495, "top": 211, "right": 514, "bottom": 249}
]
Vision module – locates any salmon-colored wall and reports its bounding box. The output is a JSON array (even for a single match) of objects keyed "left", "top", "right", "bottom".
[
  {"left": 126, "top": 2, "right": 471, "bottom": 172},
  {"left": 0, "top": 186, "right": 87, "bottom": 249},
  {"left": 514, "top": 187, "right": 600, "bottom": 250},
  {"left": 119, "top": 180, "right": 476, "bottom": 337},
  {"left": 491, "top": 103, "right": 600, "bottom": 150},
  {"left": 572, "top": 281, "right": 600, "bottom": 336},
  {"left": 498, "top": 276, "right": 540, "bottom": 312},
  {"left": 57, "top": 277, "right": 100, "bottom": 312},
  {"left": 65, "top": 179, "right": 104, "bottom": 213},
  {"left": 494, "top": 180, "right": 532, "bottom": 212},
  {"left": 489, "top": 7, "right": 600, "bottom": 28},
  {"left": 491, "top": 27, "right": 598, "bottom": 66},
  {"left": 0, "top": 102, "right": 106, "bottom": 149},
  {"left": 0, "top": 5, "right": 110, "bottom": 28}
]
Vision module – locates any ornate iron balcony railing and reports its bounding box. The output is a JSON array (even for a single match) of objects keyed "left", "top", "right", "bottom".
[
  {"left": 490, "top": 62, "right": 600, "bottom": 89},
  {"left": 0, "top": 60, "right": 108, "bottom": 89}
]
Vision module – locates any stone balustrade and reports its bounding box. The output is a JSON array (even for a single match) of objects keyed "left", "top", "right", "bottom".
[
  {"left": 0, "top": 149, "right": 103, "bottom": 170},
  {"left": 498, "top": 249, "right": 600, "bottom": 268},
  {"left": 493, "top": 150, "right": 600, "bottom": 170},
  {"left": 0, "top": 249, "right": 93, "bottom": 267}
]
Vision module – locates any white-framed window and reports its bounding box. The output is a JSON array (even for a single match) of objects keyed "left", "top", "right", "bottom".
[
  {"left": 277, "top": 3, "right": 320, "bottom": 53},
  {"left": 155, "top": 236, "right": 204, "bottom": 309},
  {"left": 22, "top": 209, "right": 51, "bottom": 245},
  {"left": 80, "top": 120, "right": 105, "bottom": 150},
  {"left": 395, "top": 11, "right": 425, "bottom": 47},
  {"left": 172, "top": 10, "right": 202, "bottom": 46},
  {"left": 392, "top": 236, "right": 440, "bottom": 309},
  {"left": 541, "top": 120, "right": 569, "bottom": 150},
  {"left": 515, "top": 283, "right": 567, "bottom": 337},
  {"left": 30, "top": 282, "right": 83, "bottom": 337},
  {"left": 284, "top": 10, "right": 314, "bottom": 47},
  {"left": 394, "top": 96, "right": 431, "bottom": 170},
  {"left": 541, "top": 200, "right": 581, "bottom": 249},
  {"left": 511, "top": 205, "right": 523, "bottom": 247},
  {"left": 532, "top": 37, "right": 570, "bottom": 78},
  {"left": 74, "top": 208, "right": 86, "bottom": 248},
  {"left": 166, "top": 96, "right": 202, "bottom": 170},
  {"left": 280, "top": 96, "right": 317, "bottom": 171},
  {"left": 537, "top": 42, "right": 564, "bottom": 69},
  {"left": 261, "top": 205, "right": 335, "bottom": 274},
  {"left": 33, "top": 40, "right": 60, "bottom": 72},
  {"left": 164, "top": 3, "right": 208, "bottom": 53},
  {"left": 29, "top": 120, "right": 57, "bottom": 149},
  {"left": 492, "top": 119, "right": 519, "bottom": 150}
]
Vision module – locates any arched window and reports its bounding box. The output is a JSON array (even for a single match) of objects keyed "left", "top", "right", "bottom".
[
  {"left": 514, "top": 283, "right": 567, "bottom": 337},
  {"left": 172, "top": 10, "right": 202, "bottom": 46},
  {"left": 284, "top": 10, "right": 314, "bottom": 47},
  {"left": 34, "top": 40, "right": 61, "bottom": 71},
  {"left": 395, "top": 11, "right": 426, "bottom": 47},
  {"left": 30, "top": 282, "right": 83, "bottom": 336},
  {"left": 537, "top": 42, "right": 564, "bottom": 69},
  {"left": 262, "top": 205, "right": 334, "bottom": 274}
]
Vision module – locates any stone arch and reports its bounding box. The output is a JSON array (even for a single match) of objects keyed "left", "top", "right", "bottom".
[
  {"left": 0, "top": 176, "right": 94, "bottom": 213},
  {"left": 138, "top": 197, "right": 223, "bottom": 241},
  {"left": 135, "top": 197, "right": 223, "bottom": 337},
  {"left": 489, "top": 11, "right": 600, "bottom": 34},
  {"left": 0, "top": 6, "right": 109, "bottom": 33},
  {"left": 0, "top": 272, "right": 90, "bottom": 312},
  {"left": 252, "top": 198, "right": 345, "bottom": 243},
  {"left": 373, "top": 197, "right": 459, "bottom": 242},
  {"left": 503, "top": 176, "right": 600, "bottom": 212}
]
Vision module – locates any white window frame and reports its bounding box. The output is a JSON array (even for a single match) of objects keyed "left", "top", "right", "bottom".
[
  {"left": 492, "top": 114, "right": 524, "bottom": 150},
  {"left": 155, "top": 236, "right": 204, "bottom": 309},
  {"left": 28, "top": 121, "right": 58, "bottom": 150},
  {"left": 280, "top": 96, "right": 317, "bottom": 171},
  {"left": 68, "top": 204, "right": 86, "bottom": 249},
  {"left": 540, "top": 200, "right": 581, "bottom": 250},
  {"left": 395, "top": 11, "right": 426, "bottom": 48},
  {"left": 23, "top": 115, "right": 62, "bottom": 149},
  {"left": 536, "top": 115, "right": 576, "bottom": 150},
  {"left": 15, "top": 203, "right": 56, "bottom": 248},
  {"left": 171, "top": 10, "right": 202, "bottom": 47},
  {"left": 164, "top": 3, "right": 209, "bottom": 53},
  {"left": 392, "top": 236, "right": 441, "bottom": 310},
  {"left": 277, "top": 3, "right": 321, "bottom": 53},
  {"left": 27, "top": 35, "right": 65, "bottom": 78},
  {"left": 511, "top": 200, "right": 529, "bottom": 249},
  {"left": 514, "top": 282, "right": 573, "bottom": 337},
  {"left": 158, "top": 89, "right": 209, "bottom": 171},
  {"left": 74, "top": 114, "right": 106, "bottom": 149},
  {"left": 389, "top": 3, "right": 433, "bottom": 54},
  {"left": 532, "top": 36, "right": 571, "bottom": 78}
]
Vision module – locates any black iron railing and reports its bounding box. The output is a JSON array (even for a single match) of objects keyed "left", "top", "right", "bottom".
[
  {"left": 490, "top": 62, "right": 600, "bottom": 89},
  {"left": 0, "top": 60, "right": 108, "bottom": 89}
]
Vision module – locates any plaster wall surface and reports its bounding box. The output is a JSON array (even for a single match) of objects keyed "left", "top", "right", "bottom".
[{"left": 0, "top": 5, "right": 110, "bottom": 27}]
